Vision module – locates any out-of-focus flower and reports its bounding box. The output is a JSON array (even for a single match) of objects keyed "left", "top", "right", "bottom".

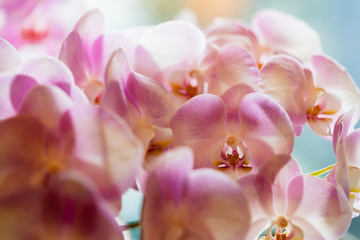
[
  {"left": 170, "top": 92, "right": 294, "bottom": 179},
  {"left": 252, "top": 9, "right": 322, "bottom": 64},
  {"left": 238, "top": 154, "right": 352, "bottom": 240},
  {"left": 0, "top": 54, "right": 88, "bottom": 120},
  {"left": 102, "top": 49, "right": 179, "bottom": 163},
  {"left": 0, "top": 85, "right": 143, "bottom": 202},
  {"left": 142, "top": 146, "right": 251, "bottom": 240},
  {"left": 0, "top": 171, "right": 124, "bottom": 240},
  {"left": 0, "top": 0, "right": 88, "bottom": 56},
  {"left": 330, "top": 104, "right": 360, "bottom": 217}
]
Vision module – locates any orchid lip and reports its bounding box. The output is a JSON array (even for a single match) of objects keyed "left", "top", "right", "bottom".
[{"left": 216, "top": 136, "right": 252, "bottom": 172}]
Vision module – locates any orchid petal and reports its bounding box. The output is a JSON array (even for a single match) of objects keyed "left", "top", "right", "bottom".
[
  {"left": 252, "top": 9, "right": 322, "bottom": 61},
  {"left": 0, "top": 74, "right": 37, "bottom": 119},
  {"left": 105, "top": 48, "right": 132, "bottom": 85},
  {"left": 184, "top": 169, "right": 251, "bottom": 240},
  {"left": 139, "top": 21, "right": 206, "bottom": 69},
  {"left": 73, "top": 9, "right": 105, "bottom": 49},
  {"left": 142, "top": 147, "right": 193, "bottom": 239},
  {"left": 60, "top": 106, "right": 143, "bottom": 200},
  {"left": 237, "top": 174, "right": 274, "bottom": 239},
  {"left": 126, "top": 72, "right": 179, "bottom": 127},
  {"left": 259, "top": 154, "right": 302, "bottom": 215},
  {"left": 288, "top": 175, "right": 352, "bottom": 240},
  {"left": 220, "top": 83, "right": 255, "bottom": 133},
  {"left": 0, "top": 173, "right": 124, "bottom": 240},
  {"left": 310, "top": 55, "right": 360, "bottom": 110},
  {"left": 238, "top": 93, "right": 294, "bottom": 168},
  {"left": 18, "top": 55, "right": 75, "bottom": 85},
  {"left": 0, "top": 116, "right": 54, "bottom": 197},
  {"left": 259, "top": 55, "right": 307, "bottom": 126},
  {"left": 204, "top": 45, "right": 259, "bottom": 94},
  {"left": 170, "top": 94, "right": 227, "bottom": 168},
  {"left": 18, "top": 85, "right": 73, "bottom": 130},
  {"left": 0, "top": 38, "right": 21, "bottom": 73},
  {"left": 345, "top": 129, "right": 360, "bottom": 167},
  {"left": 59, "top": 31, "right": 89, "bottom": 85}
]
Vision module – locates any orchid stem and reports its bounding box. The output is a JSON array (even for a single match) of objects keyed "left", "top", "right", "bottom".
[
  {"left": 308, "top": 164, "right": 335, "bottom": 177},
  {"left": 122, "top": 221, "right": 141, "bottom": 230}
]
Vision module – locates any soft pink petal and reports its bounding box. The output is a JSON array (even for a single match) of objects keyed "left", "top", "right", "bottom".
[
  {"left": 252, "top": 9, "right": 322, "bottom": 61},
  {"left": 92, "top": 32, "right": 136, "bottom": 78},
  {"left": 238, "top": 93, "right": 294, "bottom": 168},
  {"left": 73, "top": 9, "right": 105, "bottom": 50},
  {"left": 170, "top": 94, "right": 227, "bottom": 168},
  {"left": 139, "top": 21, "right": 206, "bottom": 69},
  {"left": 259, "top": 55, "right": 307, "bottom": 126},
  {"left": 205, "top": 18, "right": 260, "bottom": 59},
  {"left": 287, "top": 175, "right": 352, "bottom": 240},
  {"left": 0, "top": 38, "right": 21, "bottom": 73},
  {"left": 142, "top": 147, "right": 193, "bottom": 239},
  {"left": 60, "top": 106, "right": 143, "bottom": 201},
  {"left": 59, "top": 31, "right": 89, "bottom": 85},
  {"left": 126, "top": 72, "right": 179, "bottom": 127},
  {"left": 0, "top": 173, "right": 124, "bottom": 240},
  {"left": 105, "top": 47, "right": 132, "bottom": 85},
  {"left": 259, "top": 154, "right": 302, "bottom": 215},
  {"left": 220, "top": 83, "right": 255, "bottom": 133},
  {"left": 310, "top": 55, "right": 360, "bottom": 110},
  {"left": 184, "top": 169, "right": 251, "bottom": 240},
  {"left": 237, "top": 174, "right": 274, "bottom": 239},
  {"left": 0, "top": 116, "right": 55, "bottom": 197},
  {"left": 345, "top": 129, "right": 360, "bottom": 167},
  {"left": 19, "top": 85, "right": 74, "bottom": 130},
  {"left": 0, "top": 74, "right": 37, "bottom": 119},
  {"left": 204, "top": 45, "right": 259, "bottom": 95},
  {"left": 18, "top": 55, "right": 75, "bottom": 85}
]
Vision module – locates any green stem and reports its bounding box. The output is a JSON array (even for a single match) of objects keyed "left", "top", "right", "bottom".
[
  {"left": 308, "top": 164, "right": 335, "bottom": 177},
  {"left": 122, "top": 221, "right": 141, "bottom": 230}
]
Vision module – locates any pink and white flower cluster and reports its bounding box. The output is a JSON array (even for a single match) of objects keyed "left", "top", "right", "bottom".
[{"left": 0, "top": 4, "right": 359, "bottom": 240}]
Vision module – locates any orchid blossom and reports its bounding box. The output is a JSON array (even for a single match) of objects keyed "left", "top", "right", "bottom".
[
  {"left": 237, "top": 154, "right": 352, "bottom": 240},
  {"left": 252, "top": 9, "right": 322, "bottom": 64},
  {"left": 0, "top": 54, "right": 88, "bottom": 120},
  {"left": 102, "top": 48, "right": 179, "bottom": 164},
  {"left": 0, "top": 84, "right": 143, "bottom": 203},
  {"left": 142, "top": 146, "right": 251, "bottom": 240},
  {"left": 328, "top": 104, "right": 360, "bottom": 217},
  {"left": 59, "top": 9, "right": 135, "bottom": 103},
  {"left": 134, "top": 20, "right": 258, "bottom": 101},
  {"left": 0, "top": 171, "right": 124, "bottom": 240},
  {"left": 258, "top": 54, "right": 360, "bottom": 136},
  {"left": 170, "top": 91, "right": 294, "bottom": 179}
]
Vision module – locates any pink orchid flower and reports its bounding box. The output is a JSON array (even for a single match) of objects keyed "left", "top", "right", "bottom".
[
  {"left": 252, "top": 9, "right": 322, "bottom": 63},
  {"left": 142, "top": 146, "right": 251, "bottom": 240},
  {"left": 0, "top": 84, "right": 143, "bottom": 203},
  {"left": 204, "top": 18, "right": 262, "bottom": 66},
  {"left": 259, "top": 54, "right": 360, "bottom": 136},
  {"left": 0, "top": 171, "right": 124, "bottom": 240},
  {"left": 0, "top": 0, "right": 88, "bottom": 56},
  {"left": 134, "top": 20, "right": 258, "bottom": 101},
  {"left": 330, "top": 104, "right": 360, "bottom": 217},
  {"left": 102, "top": 48, "right": 179, "bottom": 164},
  {"left": 170, "top": 91, "right": 294, "bottom": 179},
  {"left": 0, "top": 54, "right": 88, "bottom": 120},
  {"left": 59, "top": 9, "right": 135, "bottom": 104},
  {"left": 237, "top": 154, "right": 352, "bottom": 240}
]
